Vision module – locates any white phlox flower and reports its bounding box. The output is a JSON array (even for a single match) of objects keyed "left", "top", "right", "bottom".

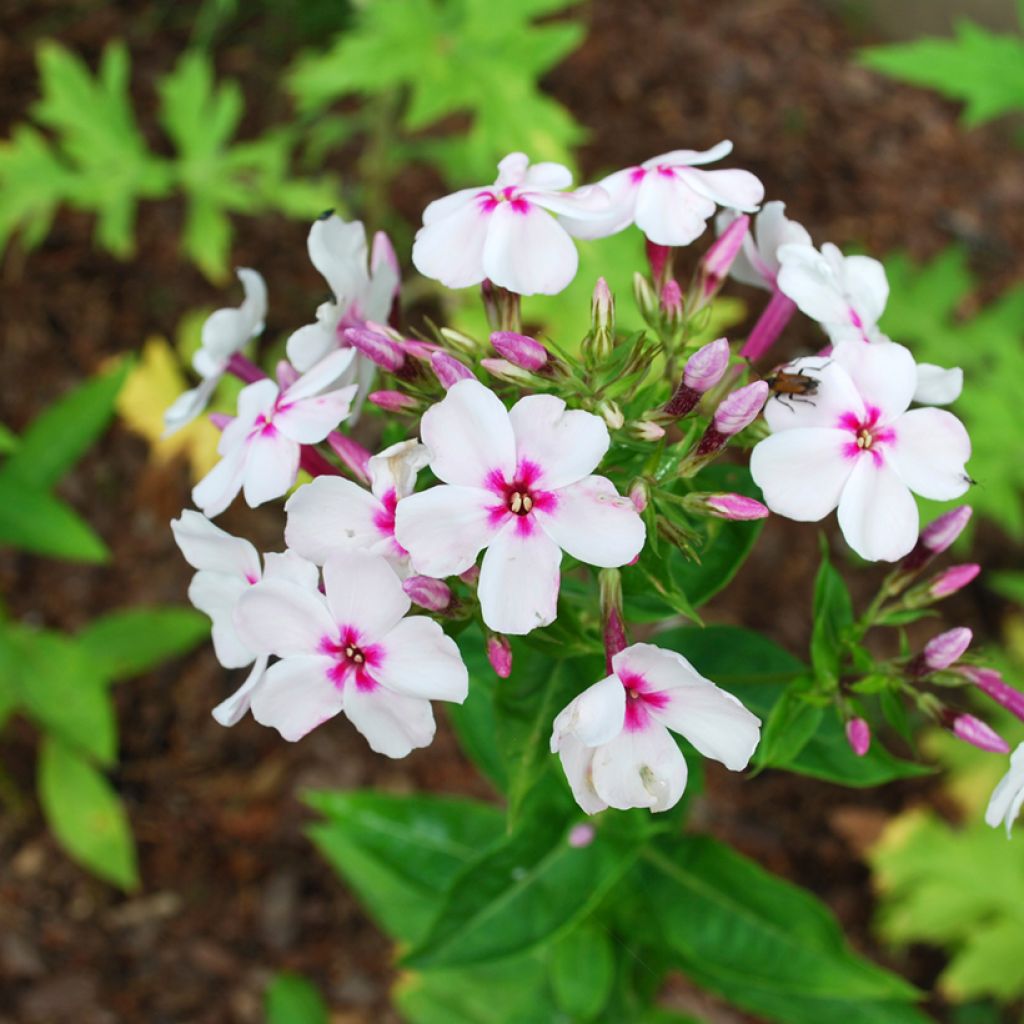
[{"left": 986, "top": 742, "right": 1024, "bottom": 838}]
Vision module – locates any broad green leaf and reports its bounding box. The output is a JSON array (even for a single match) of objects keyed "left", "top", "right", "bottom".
[
  {"left": 3, "top": 359, "right": 130, "bottom": 489},
  {"left": 756, "top": 683, "right": 822, "bottom": 768},
  {"left": 3, "top": 624, "right": 117, "bottom": 764},
  {"left": 549, "top": 923, "right": 615, "bottom": 1020},
  {"left": 305, "top": 790, "right": 503, "bottom": 944},
  {"left": 38, "top": 736, "right": 138, "bottom": 889},
  {"left": 264, "top": 971, "right": 329, "bottom": 1024},
  {"left": 449, "top": 628, "right": 508, "bottom": 790},
  {"left": 0, "top": 475, "right": 108, "bottom": 562},
  {"left": 75, "top": 607, "right": 208, "bottom": 682},
  {"left": 402, "top": 802, "right": 647, "bottom": 970},
  {"left": 860, "top": 22, "right": 1024, "bottom": 127},
  {"left": 658, "top": 626, "right": 929, "bottom": 786},
  {"left": 810, "top": 540, "right": 853, "bottom": 686},
  {"left": 641, "top": 835, "right": 925, "bottom": 1024}
]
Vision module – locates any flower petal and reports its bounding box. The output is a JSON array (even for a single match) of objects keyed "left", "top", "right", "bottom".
[
  {"left": 634, "top": 172, "right": 715, "bottom": 246},
  {"left": 192, "top": 444, "right": 248, "bottom": 518},
  {"left": 557, "top": 167, "right": 638, "bottom": 240},
  {"left": 261, "top": 550, "right": 320, "bottom": 589},
  {"left": 913, "top": 363, "right": 963, "bottom": 406},
  {"left": 750, "top": 429, "right": 854, "bottom": 521},
  {"left": 482, "top": 203, "right": 579, "bottom": 296},
  {"left": 832, "top": 340, "right": 917, "bottom": 423},
  {"left": 394, "top": 485, "right": 500, "bottom": 577},
  {"left": 477, "top": 521, "right": 562, "bottom": 635},
  {"left": 677, "top": 167, "right": 764, "bottom": 213},
  {"left": 508, "top": 394, "right": 609, "bottom": 489},
  {"left": 591, "top": 723, "right": 688, "bottom": 813},
  {"left": 308, "top": 214, "right": 370, "bottom": 306},
  {"left": 275, "top": 386, "right": 357, "bottom": 444},
  {"left": 840, "top": 252, "right": 889, "bottom": 328},
  {"left": 282, "top": 347, "right": 358, "bottom": 403},
  {"left": 285, "top": 476, "right": 383, "bottom": 564},
  {"left": 375, "top": 615, "right": 469, "bottom": 703},
  {"left": 645, "top": 140, "right": 734, "bottom": 167},
  {"left": 776, "top": 244, "right": 852, "bottom": 325},
  {"left": 985, "top": 743, "right": 1024, "bottom": 835},
  {"left": 763, "top": 358, "right": 865, "bottom": 432},
  {"left": 523, "top": 161, "right": 573, "bottom": 190},
  {"left": 235, "top": 578, "right": 336, "bottom": 657},
  {"left": 164, "top": 376, "right": 220, "bottom": 435},
  {"left": 420, "top": 379, "right": 516, "bottom": 488},
  {"left": 890, "top": 408, "right": 971, "bottom": 501},
  {"left": 285, "top": 322, "right": 336, "bottom": 373},
  {"left": 837, "top": 455, "right": 919, "bottom": 561},
  {"left": 211, "top": 655, "right": 268, "bottom": 727},
  {"left": 368, "top": 439, "right": 429, "bottom": 501},
  {"left": 171, "top": 509, "right": 260, "bottom": 578},
  {"left": 322, "top": 550, "right": 410, "bottom": 640},
  {"left": 538, "top": 475, "right": 646, "bottom": 567},
  {"left": 344, "top": 685, "right": 436, "bottom": 758},
  {"left": 188, "top": 571, "right": 253, "bottom": 668},
  {"left": 551, "top": 674, "right": 626, "bottom": 749},
  {"left": 251, "top": 655, "right": 343, "bottom": 741},
  {"left": 553, "top": 734, "right": 608, "bottom": 815},
  {"left": 241, "top": 430, "right": 300, "bottom": 508},
  {"left": 412, "top": 195, "right": 491, "bottom": 288}
]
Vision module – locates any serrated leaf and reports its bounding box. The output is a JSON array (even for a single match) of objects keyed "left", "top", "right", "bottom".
[
  {"left": 264, "top": 972, "right": 329, "bottom": 1024},
  {"left": 38, "top": 736, "right": 138, "bottom": 889},
  {"left": 0, "top": 474, "right": 108, "bottom": 562},
  {"left": 0, "top": 124, "right": 73, "bottom": 251}
]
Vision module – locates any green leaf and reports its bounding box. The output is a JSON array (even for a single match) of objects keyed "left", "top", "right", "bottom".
[
  {"left": 860, "top": 21, "right": 1024, "bottom": 127},
  {"left": 549, "top": 923, "right": 615, "bottom": 1020},
  {"left": 658, "top": 626, "right": 929, "bottom": 786},
  {"left": 494, "top": 645, "right": 604, "bottom": 826},
  {"left": 756, "top": 683, "right": 823, "bottom": 768},
  {"left": 3, "top": 624, "right": 117, "bottom": 763},
  {"left": 0, "top": 124, "right": 72, "bottom": 251},
  {"left": 75, "top": 606, "right": 208, "bottom": 682},
  {"left": 988, "top": 570, "right": 1024, "bottom": 607},
  {"left": 38, "top": 736, "right": 138, "bottom": 889},
  {"left": 3, "top": 359, "right": 130, "bottom": 489},
  {"left": 0, "top": 423, "right": 16, "bottom": 454},
  {"left": 264, "top": 972, "right": 329, "bottom": 1024},
  {"left": 642, "top": 835, "right": 926, "bottom": 1024},
  {"left": 305, "top": 790, "right": 503, "bottom": 944},
  {"left": 0, "top": 475, "right": 108, "bottom": 562},
  {"left": 402, "top": 801, "right": 646, "bottom": 970},
  {"left": 810, "top": 540, "right": 853, "bottom": 686}
]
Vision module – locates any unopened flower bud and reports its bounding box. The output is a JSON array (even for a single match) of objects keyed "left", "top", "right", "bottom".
[
  {"left": 659, "top": 279, "right": 684, "bottom": 327},
  {"left": 490, "top": 331, "right": 549, "bottom": 372},
  {"left": 568, "top": 823, "right": 596, "bottom": 848},
  {"left": 946, "top": 711, "right": 1010, "bottom": 754},
  {"left": 437, "top": 327, "right": 480, "bottom": 358},
  {"left": 629, "top": 420, "right": 666, "bottom": 442},
  {"left": 402, "top": 575, "right": 453, "bottom": 613},
  {"left": 327, "top": 432, "right": 371, "bottom": 483},
  {"left": 960, "top": 667, "right": 1024, "bottom": 723},
  {"left": 430, "top": 351, "right": 475, "bottom": 389},
  {"left": 846, "top": 717, "right": 871, "bottom": 757},
  {"left": 645, "top": 240, "right": 672, "bottom": 287},
  {"left": 695, "top": 215, "right": 749, "bottom": 308},
  {"left": 343, "top": 325, "right": 406, "bottom": 372},
  {"left": 916, "top": 627, "right": 973, "bottom": 673},
  {"left": 598, "top": 400, "right": 624, "bottom": 431},
  {"left": 632, "top": 272, "right": 658, "bottom": 324},
  {"left": 713, "top": 381, "right": 769, "bottom": 436},
  {"left": 399, "top": 338, "right": 443, "bottom": 361},
  {"left": 685, "top": 492, "right": 770, "bottom": 521},
  {"left": 628, "top": 479, "right": 650, "bottom": 514},
  {"left": 481, "top": 357, "right": 541, "bottom": 386},
  {"left": 902, "top": 505, "right": 973, "bottom": 572},
  {"left": 368, "top": 390, "right": 419, "bottom": 413},
  {"left": 740, "top": 289, "right": 797, "bottom": 361},
  {"left": 481, "top": 278, "right": 500, "bottom": 328},
  {"left": 599, "top": 569, "right": 627, "bottom": 672},
  {"left": 583, "top": 277, "right": 616, "bottom": 364},
  {"left": 929, "top": 563, "right": 981, "bottom": 599},
  {"left": 665, "top": 337, "right": 731, "bottom": 417},
  {"left": 487, "top": 634, "right": 513, "bottom": 679}
]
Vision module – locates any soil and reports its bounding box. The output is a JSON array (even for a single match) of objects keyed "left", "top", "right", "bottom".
[{"left": 1, "top": 1, "right": 1022, "bottom": 1022}]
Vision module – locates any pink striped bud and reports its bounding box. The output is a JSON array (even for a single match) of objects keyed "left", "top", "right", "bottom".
[
  {"left": 599, "top": 569, "right": 627, "bottom": 673},
  {"left": 326, "top": 431, "right": 371, "bottom": 484},
  {"left": 960, "top": 667, "right": 1024, "bottom": 723},
  {"left": 697, "top": 214, "right": 749, "bottom": 305},
  {"left": 481, "top": 357, "right": 540, "bottom": 386},
  {"left": 713, "top": 381, "right": 769, "bottom": 436},
  {"left": 430, "top": 351, "right": 474, "bottom": 390},
  {"left": 628, "top": 479, "right": 650, "bottom": 514},
  {"left": 629, "top": 420, "right": 666, "bottom": 442},
  {"left": 948, "top": 712, "right": 1010, "bottom": 754},
  {"left": 740, "top": 289, "right": 797, "bottom": 362},
  {"left": 402, "top": 575, "right": 453, "bottom": 613},
  {"left": 368, "top": 390, "right": 419, "bottom": 413},
  {"left": 920, "top": 627, "right": 973, "bottom": 672},
  {"left": 902, "top": 506, "right": 973, "bottom": 571},
  {"left": 846, "top": 717, "right": 871, "bottom": 757},
  {"left": 343, "top": 326, "right": 405, "bottom": 372},
  {"left": 568, "top": 823, "right": 596, "bottom": 848},
  {"left": 646, "top": 240, "right": 672, "bottom": 286},
  {"left": 929, "top": 563, "right": 980, "bottom": 598},
  {"left": 400, "top": 338, "right": 444, "bottom": 361},
  {"left": 659, "top": 279, "right": 684, "bottom": 325},
  {"left": 665, "top": 337, "right": 731, "bottom": 417},
  {"left": 686, "top": 492, "right": 770, "bottom": 521},
  {"left": 487, "top": 634, "right": 513, "bottom": 679},
  {"left": 490, "top": 331, "right": 548, "bottom": 372}
]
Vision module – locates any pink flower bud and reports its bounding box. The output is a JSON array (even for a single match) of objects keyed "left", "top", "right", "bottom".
[
  {"left": 713, "top": 381, "right": 769, "bottom": 436},
  {"left": 960, "top": 667, "right": 1024, "bottom": 723},
  {"left": 628, "top": 479, "right": 650, "bottom": 514},
  {"left": 568, "top": 823, "right": 596, "bottom": 848},
  {"left": 326, "top": 431, "right": 371, "bottom": 484},
  {"left": 343, "top": 326, "right": 405, "bottom": 372},
  {"left": 740, "top": 289, "right": 797, "bottom": 362},
  {"left": 846, "top": 717, "right": 871, "bottom": 757},
  {"left": 400, "top": 338, "right": 444, "bottom": 361},
  {"left": 922, "top": 627, "right": 973, "bottom": 671},
  {"left": 592, "top": 277, "right": 613, "bottom": 330},
  {"left": 629, "top": 420, "right": 666, "bottom": 442},
  {"left": 430, "top": 351, "right": 474, "bottom": 389},
  {"left": 226, "top": 352, "right": 266, "bottom": 384},
  {"left": 490, "top": 331, "right": 548, "bottom": 372},
  {"left": 368, "top": 390, "right": 419, "bottom": 413},
  {"left": 659, "top": 279, "right": 684, "bottom": 322},
  {"left": 929, "top": 563, "right": 981, "bottom": 598},
  {"left": 949, "top": 712, "right": 1010, "bottom": 754},
  {"left": 684, "top": 337, "right": 731, "bottom": 393},
  {"left": 699, "top": 214, "right": 749, "bottom": 302},
  {"left": 402, "top": 575, "right": 453, "bottom": 613},
  {"left": 901, "top": 506, "right": 973, "bottom": 571},
  {"left": 487, "top": 634, "right": 513, "bottom": 679},
  {"left": 696, "top": 493, "right": 770, "bottom": 521},
  {"left": 646, "top": 240, "right": 671, "bottom": 285}
]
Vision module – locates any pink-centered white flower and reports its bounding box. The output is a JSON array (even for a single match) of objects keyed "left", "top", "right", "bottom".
[
  {"left": 285, "top": 439, "right": 428, "bottom": 573},
  {"left": 234, "top": 550, "right": 468, "bottom": 754},
  {"left": 164, "top": 268, "right": 267, "bottom": 434},
  {"left": 560, "top": 140, "right": 764, "bottom": 247},
  {"left": 750, "top": 341, "right": 971, "bottom": 562},
  {"left": 717, "top": 202, "right": 812, "bottom": 291},
  {"left": 394, "top": 380, "right": 646, "bottom": 635},
  {"left": 192, "top": 348, "right": 358, "bottom": 518},
  {"left": 411, "top": 153, "right": 610, "bottom": 296},
  {"left": 170, "top": 510, "right": 317, "bottom": 726},
  {"left": 986, "top": 743, "right": 1024, "bottom": 837},
  {"left": 550, "top": 643, "right": 761, "bottom": 814}
]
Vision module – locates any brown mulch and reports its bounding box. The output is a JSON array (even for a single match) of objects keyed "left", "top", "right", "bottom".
[{"left": 1, "top": 0, "right": 1021, "bottom": 1021}]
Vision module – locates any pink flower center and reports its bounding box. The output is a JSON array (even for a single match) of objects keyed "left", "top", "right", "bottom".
[
  {"left": 839, "top": 405, "right": 895, "bottom": 466},
  {"left": 319, "top": 627, "right": 383, "bottom": 692},
  {"left": 485, "top": 460, "right": 557, "bottom": 536},
  {"left": 372, "top": 488, "right": 408, "bottom": 557},
  {"left": 620, "top": 670, "right": 670, "bottom": 732},
  {"left": 477, "top": 187, "right": 531, "bottom": 215}
]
